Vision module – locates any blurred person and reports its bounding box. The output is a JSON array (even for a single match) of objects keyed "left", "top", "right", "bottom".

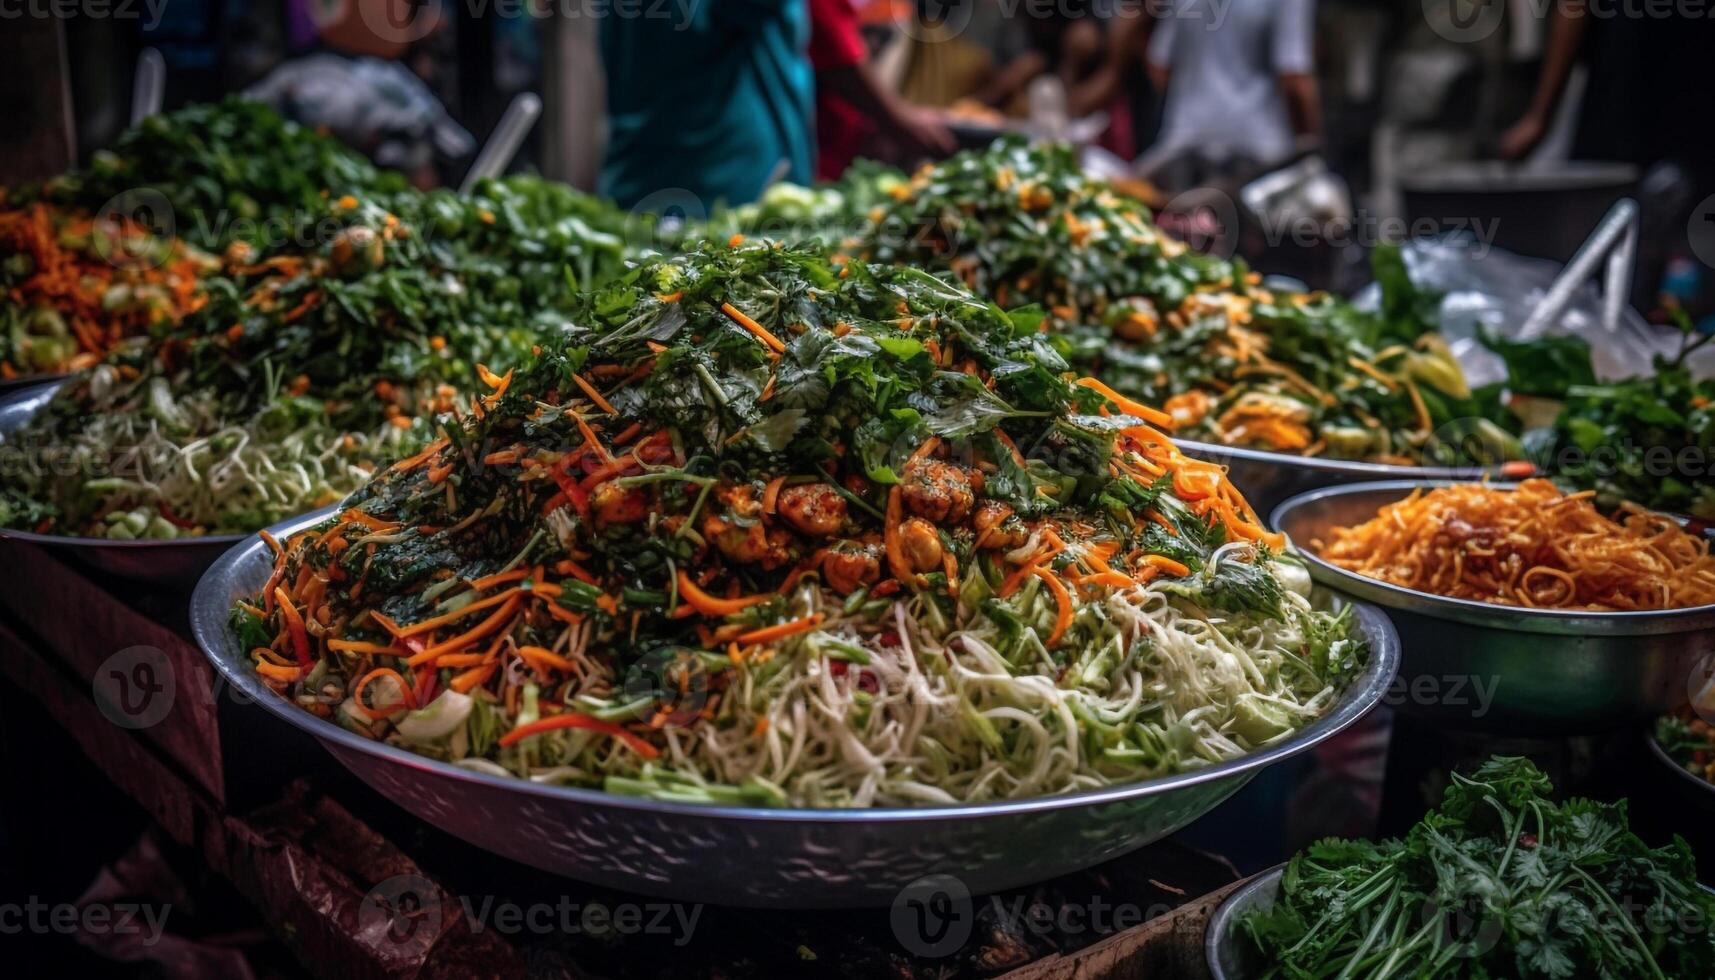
[
  {"left": 975, "top": 2, "right": 1107, "bottom": 114},
  {"left": 600, "top": 2, "right": 815, "bottom": 209},
  {"left": 810, "top": 0, "right": 955, "bottom": 179},
  {"left": 1145, "top": 0, "right": 1320, "bottom": 172},
  {"left": 1066, "top": 4, "right": 1163, "bottom": 158},
  {"left": 1500, "top": 0, "right": 1715, "bottom": 195}
]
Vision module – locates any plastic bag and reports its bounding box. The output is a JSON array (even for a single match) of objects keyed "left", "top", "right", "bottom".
[{"left": 1350, "top": 236, "right": 1708, "bottom": 387}]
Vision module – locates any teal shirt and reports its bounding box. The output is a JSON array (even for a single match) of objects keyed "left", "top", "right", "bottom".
[{"left": 599, "top": 0, "right": 814, "bottom": 211}]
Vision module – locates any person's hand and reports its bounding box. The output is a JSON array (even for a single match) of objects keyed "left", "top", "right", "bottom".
[
  {"left": 1498, "top": 112, "right": 1548, "bottom": 161},
  {"left": 892, "top": 104, "right": 956, "bottom": 159}
]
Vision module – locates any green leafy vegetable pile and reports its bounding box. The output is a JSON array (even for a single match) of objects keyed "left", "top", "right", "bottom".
[
  {"left": 1239, "top": 755, "right": 1715, "bottom": 978},
  {"left": 26, "top": 98, "right": 407, "bottom": 252},
  {"left": 1494, "top": 319, "right": 1715, "bottom": 520},
  {"left": 854, "top": 139, "right": 1520, "bottom": 465},
  {"left": 1, "top": 172, "right": 635, "bottom": 538}
]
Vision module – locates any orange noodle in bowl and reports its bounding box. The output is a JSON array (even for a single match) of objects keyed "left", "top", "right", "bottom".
[{"left": 1313, "top": 479, "right": 1715, "bottom": 611}]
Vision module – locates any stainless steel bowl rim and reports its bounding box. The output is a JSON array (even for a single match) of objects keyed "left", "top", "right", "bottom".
[
  {"left": 0, "top": 378, "right": 248, "bottom": 553},
  {"left": 1175, "top": 438, "right": 1498, "bottom": 482},
  {"left": 1647, "top": 731, "right": 1715, "bottom": 799},
  {"left": 1204, "top": 863, "right": 1284, "bottom": 980},
  {"left": 1271, "top": 479, "right": 1715, "bottom": 637},
  {"left": 192, "top": 506, "right": 1401, "bottom": 825}
]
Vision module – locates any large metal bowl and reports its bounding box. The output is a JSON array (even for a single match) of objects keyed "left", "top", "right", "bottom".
[
  {"left": 1273, "top": 480, "right": 1715, "bottom": 734},
  {"left": 0, "top": 379, "right": 243, "bottom": 585},
  {"left": 1176, "top": 439, "right": 1496, "bottom": 524},
  {"left": 190, "top": 507, "right": 1401, "bottom": 908}
]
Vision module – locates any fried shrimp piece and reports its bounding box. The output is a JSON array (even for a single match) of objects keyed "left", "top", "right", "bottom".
[
  {"left": 900, "top": 457, "right": 975, "bottom": 523},
  {"left": 703, "top": 483, "right": 797, "bottom": 569},
  {"left": 822, "top": 537, "right": 883, "bottom": 594},
  {"left": 776, "top": 483, "right": 846, "bottom": 537},
  {"left": 972, "top": 500, "right": 1027, "bottom": 550},
  {"left": 899, "top": 518, "right": 944, "bottom": 573}
]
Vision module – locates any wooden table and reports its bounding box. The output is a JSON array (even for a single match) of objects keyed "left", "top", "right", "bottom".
[{"left": 0, "top": 540, "right": 1243, "bottom": 978}]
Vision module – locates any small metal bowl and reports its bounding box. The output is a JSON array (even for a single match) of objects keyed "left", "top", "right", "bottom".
[
  {"left": 0, "top": 379, "right": 243, "bottom": 586},
  {"left": 191, "top": 508, "right": 1401, "bottom": 907},
  {"left": 1176, "top": 439, "right": 1496, "bottom": 525},
  {"left": 1648, "top": 727, "right": 1715, "bottom": 804},
  {"left": 1272, "top": 480, "right": 1715, "bottom": 734},
  {"left": 1204, "top": 864, "right": 1282, "bottom": 980}
]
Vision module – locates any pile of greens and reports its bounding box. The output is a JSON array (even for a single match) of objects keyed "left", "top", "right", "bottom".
[
  {"left": 0, "top": 174, "right": 633, "bottom": 538},
  {"left": 853, "top": 139, "right": 1517, "bottom": 465},
  {"left": 26, "top": 98, "right": 406, "bottom": 252},
  {"left": 713, "top": 160, "right": 907, "bottom": 245},
  {"left": 1495, "top": 319, "right": 1715, "bottom": 519},
  {"left": 231, "top": 241, "right": 1366, "bottom": 807},
  {"left": 1239, "top": 756, "right": 1715, "bottom": 978}
]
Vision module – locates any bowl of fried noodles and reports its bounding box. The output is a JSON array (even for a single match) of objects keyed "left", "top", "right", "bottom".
[{"left": 1273, "top": 479, "right": 1715, "bottom": 733}]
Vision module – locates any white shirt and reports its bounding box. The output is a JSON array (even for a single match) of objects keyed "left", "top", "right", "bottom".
[{"left": 1147, "top": 0, "right": 1316, "bottom": 164}]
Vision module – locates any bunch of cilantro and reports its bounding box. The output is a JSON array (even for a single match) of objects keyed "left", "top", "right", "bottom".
[{"left": 1240, "top": 756, "right": 1715, "bottom": 978}]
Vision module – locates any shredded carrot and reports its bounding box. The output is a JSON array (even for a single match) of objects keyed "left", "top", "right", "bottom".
[
  {"left": 992, "top": 429, "right": 1028, "bottom": 468},
  {"left": 450, "top": 663, "right": 498, "bottom": 694},
  {"left": 352, "top": 667, "right": 415, "bottom": 719},
  {"left": 736, "top": 613, "right": 826, "bottom": 646},
  {"left": 468, "top": 569, "right": 531, "bottom": 592},
  {"left": 395, "top": 589, "right": 520, "bottom": 638},
  {"left": 327, "top": 639, "right": 400, "bottom": 655},
  {"left": 676, "top": 570, "right": 773, "bottom": 617},
  {"left": 274, "top": 587, "right": 312, "bottom": 667},
  {"left": 571, "top": 373, "right": 619, "bottom": 415},
  {"left": 721, "top": 302, "right": 787, "bottom": 354},
  {"left": 408, "top": 596, "right": 522, "bottom": 666},
  {"left": 518, "top": 645, "right": 579, "bottom": 673},
  {"left": 1032, "top": 567, "right": 1074, "bottom": 647},
  {"left": 433, "top": 653, "right": 490, "bottom": 668},
  {"left": 254, "top": 661, "right": 302, "bottom": 682},
  {"left": 555, "top": 559, "right": 600, "bottom": 585},
  {"left": 497, "top": 712, "right": 660, "bottom": 758},
  {"left": 1075, "top": 377, "right": 1175, "bottom": 428},
  {"left": 1144, "top": 554, "right": 1190, "bottom": 577}
]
